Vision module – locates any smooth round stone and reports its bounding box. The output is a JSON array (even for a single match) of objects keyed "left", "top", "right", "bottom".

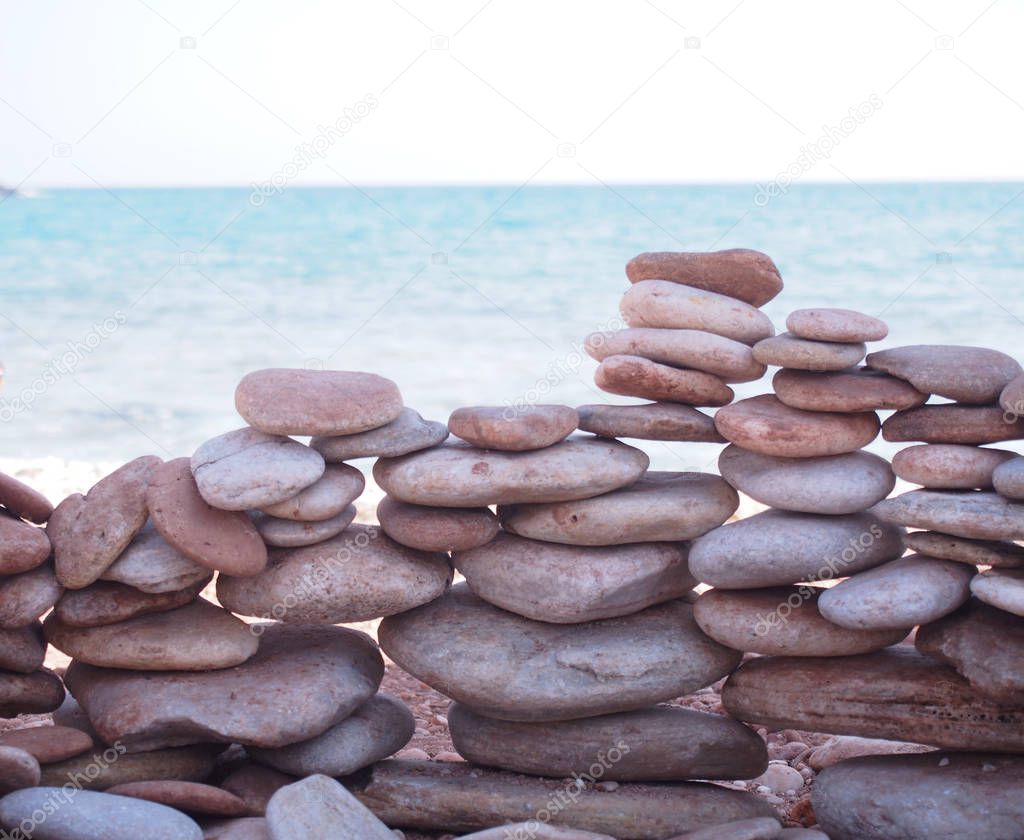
[
  {"left": 813, "top": 752, "right": 1024, "bottom": 840},
  {"left": 0, "top": 515, "right": 50, "bottom": 575},
  {"left": 903, "top": 530, "right": 1024, "bottom": 568},
  {"left": 191, "top": 427, "right": 325, "bottom": 511},
  {"left": 883, "top": 404, "right": 1024, "bottom": 444},
  {"left": 866, "top": 345, "right": 1022, "bottom": 404},
  {"left": 625, "top": 249, "right": 783, "bottom": 307},
  {"left": 498, "top": 471, "right": 738, "bottom": 545},
  {"left": 714, "top": 395, "right": 879, "bottom": 458},
  {"left": 311, "top": 407, "right": 447, "bottom": 461},
  {"left": 971, "top": 569, "right": 1024, "bottom": 616},
  {"left": 1000, "top": 372, "right": 1024, "bottom": 415},
  {"left": 0, "top": 668, "right": 64, "bottom": 717},
  {"left": 54, "top": 578, "right": 208, "bottom": 628},
  {"left": 252, "top": 505, "right": 355, "bottom": 548},
  {"left": 752, "top": 333, "right": 866, "bottom": 371},
  {"left": 46, "top": 598, "right": 258, "bottom": 670},
  {"left": 916, "top": 599, "right": 1024, "bottom": 705},
  {"left": 718, "top": 445, "right": 894, "bottom": 515},
  {"left": 39, "top": 744, "right": 219, "bottom": 789},
  {"left": 786, "top": 308, "right": 888, "bottom": 343},
  {"left": 250, "top": 693, "right": 414, "bottom": 777},
  {"left": 374, "top": 438, "right": 649, "bottom": 507},
  {"left": 105, "top": 781, "right": 250, "bottom": 817},
  {"left": 585, "top": 328, "right": 766, "bottom": 382},
  {"left": 65, "top": 623, "right": 383, "bottom": 752},
  {"left": 377, "top": 497, "right": 498, "bottom": 552},
  {"left": 668, "top": 819, "right": 782, "bottom": 840},
  {"left": 218, "top": 524, "right": 451, "bottom": 624},
  {"left": 773, "top": 367, "right": 927, "bottom": 412},
  {"left": 204, "top": 818, "right": 271, "bottom": 840},
  {"left": 0, "top": 788, "right": 203, "bottom": 840},
  {"left": 448, "top": 405, "right": 578, "bottom": 451},
  {"left": 48, "top": 455, "right": 161, "bottom": 590},
  {"left": 689, "top": 509, "right": 904, "bottom": 589},
  {"left": 595, "top": 355, "right": 734, "bottom": 406},
  {"left": 267, "top": 775, "right": 395, "bottom": 840},
  {"left": 461, "top": 826, "right": 615, "bottom": 840},
  {"left": 235, "top": 368, "right": 403, "bottom": 437},
  {"left": 448, "top": 703, "right": 767, "bottom": 782},
  {"left": 620, "top": 281, "right": 776, "bottom": 345},
  {"left": 379, "top": 583, "right": 741, "bottom": 722},
  {"left": 722, "top": 648, "right": 1024, "bottom": 751},
  {"left": 454, "top": 533, "right": 696, "bottom": 623},
  {"left": 871, "top": 489, "right": 1024, "bottom": 540},
  {"left": 818, "top": 555, "right": 974, "bottom": 630},
  {"left": 101, "top": 522, "right": 212, "bottom": 593},
  {"left": 258, "top": 463, "right": 363, "bottom": 521},
  {"left": 0, "top": 623, "right": 45, "bottom": 673},
  {"left": 0, "top": 470, "right": 53, "bottom": 524},
  {"left": 576, "top": 402, "right": 724, "bottom": 442},
  {"left": 0, "top": 564, "right": 63, "bottom": 629},
  {"left": 892, "top": 444, "right": 1016, "bottom": 489},
  {"left": 148, "top": 458, "right": 267, "bottom": 576},
  {"left": 0, "top": 725, "right": 94, "bottom": 763},
  {"left": 994, "top": 456, "right": 1024, "bottom": 499},
  {"left": 694, "top": 587, "right": 908, "bottom": 656},
  {"left": 0, "top": 746, "right": 40, "bottom": 793}
]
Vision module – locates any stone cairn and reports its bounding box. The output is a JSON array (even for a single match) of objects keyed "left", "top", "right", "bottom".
[{"left": 1, "top": 250, "right": 1023, "bottom": 840}]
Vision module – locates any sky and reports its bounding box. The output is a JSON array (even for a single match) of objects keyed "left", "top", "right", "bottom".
[{"left": 1, "top": 0, "right": 1022, "bottom": 188}]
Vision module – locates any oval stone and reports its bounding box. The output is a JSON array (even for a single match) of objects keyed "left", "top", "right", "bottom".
[
  {"left": 892, "top": 444, "right": 1016, "bottom": 489},
  {"left": 752, "top": 333, "right": 866, "bottom": 371},
  {"left": 0, "top": 788, "right": 203, "bottom": 840},
  {"left": 267, "top": 775, "right": 395, "bottom": 840},
  {"left": 0, "top": 623, "right": 46, "bottom": 673},
  {"left": 786, "top": 308, "right": 888, "bottom": 343},
  {"left": 625, "top": 249, "right": 783, "bottom": 307},
  {"left": 45, "top": 598, "right": 258, "bottom": 670},
  {"left": 448, "top": 405, "right": 578, "bottom": 451},
  {"left": 204, "top": 818, "right": 272, "bottom": 840},
  {"left": 39, "top": 744, "right": 219, "bottom": 790},
  {"left": 249, "top": 693, "right": 414, "bottom": 777},
  {"left": 0, "top": 564, "right": 63, "bottom": 629},
  {"left": 235, "top": 368, "right": 403, "bottom": 437},
  {"left": 621, "top": 281, "right": 775, "bottom": 345},
  {"left": 970, "top": 569, "right": 1024, "bottom": 616},
  {"left": 462, "top": 826, "right": 616, "bottom": 840},
  {"left": 448, "top": 703, "right": 768, "bottom": 781},
  {"left": 993, "top": 456, "right": 1024, "bottom": 499},
  {"left": 0, "top": 668, "right": 64, "bottom": 717},
  {"left": 714, "top": 395, "right": 879, "bottom": 458},
  {"left": 576, "top": 402, "right": 724, "bottom": 442},
  {"left": 378, "top": 583, "right": 741, "bottom": 722},
  {"left": 147, "top": 458, "right": 267, "bottom": 576},
  {"left": 454, "top": 533, "right": 695, "bottom": 623},
  {"left": 65, "top": 623, "right": 383, "bottom": 752},
  {"left": 0, "top": 725, "right": 94, "bottom": 764},
  {"left": 0, "top": 515, "right": 50, "bottom": 576},
  {"left": 105, "top": 781, "right": 250, "bottom": 817},
  {"left": 499, "top": 471, "right": 738, "bottom": 545},
  {"left": 377, "top": 497, "right": 498, "bottom": 552},
  {"left": 218, "top": 525, "right": 452, "bottom": 624},
  {"left": 595, "top": 355, "right": 734, "bottom": 406},
  {"left": 258, "top": 463, "right": 364, "bottom": 521},
  {"left": 718, "top": 446, "right": 894, "bottom": 515},
  {"left": 374, "top": 438, "right": 649, "bottom": 507},
  {"left": 865, "top": 345, "right": 1022, "bottom": 404},
  {"left": 0, "top": 746, "right": 39, "bottom": 793},
  {"left": 1000, "top": 372, "right": 1024, "bottom": 415},
  {"left": 871, "top": 489, "right": 1024, "bottom": 540},
  {"left": 585, "top": 328, "right": 766, "bottom": 382},
  {"left": 0, "top": 470, "right": 53, "bottom": 524},
  {"left": 667, "top": 818, "right": 785, "bottom": 840},
  {"left": 773, "top": 367, "right": 927, "bottom": 413},
  {"left": 310, "top": 407, "right": 447, "bottom": 461},
  {"left": 882, "top": 404, "right": 1024, "bottom": 444},
  {"left": 252, "top": 505, "right": 356, "bottom": 548},
  {"left": 191, "top": 427, "right": 325, "bottom": 511},
  {"left": 817, "top": 556, "right": 974, "bottom": 630},
  {"left": 813, "top": 752, "right": 1024, "bottom": 840},
  {"left": 54, "top": 578, "right": 208, "bottom": 627},
  {"left": 694, "top": 587, "right": 908, "bottom": 656},
  {"left": 903, "top": 531, "right": 1024, "bottom": 568},
  {"left": 101, "top": 522, "right": 211, "bottom": 593},
  {"left": 689, "top": 510, "right": 904, "bottom": 589}
]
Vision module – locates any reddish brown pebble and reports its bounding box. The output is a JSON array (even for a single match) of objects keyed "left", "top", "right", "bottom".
[
  {"left": 0, "top": 564, "right": 63, "bottom": 629},
  {"left": 220, "top": 763, "right": 296, "bottom": 816},
  {"left": 0, "top": 514, "right": 50, "bottom": 576},
  {"left": 882, "top": 405, "right": 1024, "bottom": 445},
  {"left": 448, "top": 405, "right": 578, "bottom": 451},
  {"left": 0, "top": 623, "right": 46, "bottom": 673},
  {"left": 0, "top": 725, "right": 94, "bottom": 763},
  {"left": 577, "top": 402, "right": 724, "bottom": 442},
  {"left": 595, "top": 355, "right": 733, "bottom": 406},
  {"left": 106, "top": 781, "right": 251, "bottom": 817},
  {"left": 0, "top": 471, "right": 53, "bottom": 524},
  {"left": 0, "top": 746, "right": 41, "bottom": 793},
  {"left": 786, "top": 308, "right": 888, "bottom": 343},
  {"left": 866, "top": 345, "right": 1022, "bottom": 405},
  {"left": 773, "top": 367, "right": 927, "bottom": 413},
  {"left": 625, "top": 249, "right": 783, "bottom": 307},
  {"left": 377, "top": 496, "right": 498, "bottom": 552},
  {"left": 54, "top": 578, "right": 208, "bottom": 628}
]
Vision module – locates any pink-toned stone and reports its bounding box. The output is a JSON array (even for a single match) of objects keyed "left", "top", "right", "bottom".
[
  {"left": 0, "top": 746, "right": 40, "bottom": 793},
  {"left": 0, "top": 471, "right": 53, "bottom": 524},
  {"left": 0, "top": 564, "right": 63, "bottom": 629},
  {"left": 448, "top": 405, "right": 578, "bottom": 451},
  {"left": 753, "top": 333, "right": 866, "bottom": 371},
  {"left": 903, "top": 531, "right": 1024, "bottom": 568},
  {"left": 625, "top": 249, "right": 783, "bottom": 306},
  {"left": 786, "top": 308, "right": 888, "bottom": 343},
  {"left": 866, "top": 345, "right": 1022, "bottom": 404},
  {"left": 54, "top": 578, "right": 208, "bottom": 627},
  {"left": 1000, "top": 372, "right": 1024, "bottom": 416},
  {"left": 377, "top": 497, "right": 498, "bottom": 552},
  {"left": 892, "top": 444, "right": 1016, "bottom": 489},
  {"left": 773, "top": 367, "right": 927, "bottom": 413},
  {"left": 576, "top": 402, "right": 724, "bottom": 442},
  {"left": 0, "top": 623, "right": 46, "bottom": 673},
  {"left": 883, "top": 404, "right": 1024, "bottom": 445},
  {"left": 0, "top": 725, "right": 94, "bottom": 763},
  {"left": 0, "top": 668, "right": 64, "bottom": 717},
  {"left": 106, "top": 781, "right": 250, "bottom": 817},
  {"left": 595, "top": 355, "right": 734, "bottom": 406},
  {"left": 0, "top": 515, "right": 50, "bottom": 575}
]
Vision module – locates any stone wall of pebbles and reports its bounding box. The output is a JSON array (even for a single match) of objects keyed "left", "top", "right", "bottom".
[{"left": 1, "top": 248, "right": 1024, "bottom": 839}]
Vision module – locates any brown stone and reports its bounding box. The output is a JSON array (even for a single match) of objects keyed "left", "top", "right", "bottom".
[
  {"left": 595, "top": 355, "right": 734, "bottom": 406},
  {"left": 101, "top": 522, "right": 212, "bottom": 593},
  {"left": 0, "top": 668, "right": 64, "bottom": 717},
  {"left": 0, "top": 471, "right": 53, "bottom": 524},
  {"left": 106, "top": 781, "right": 250, "bottom": 817},
  {"left": 752, "top": 333, "right": 866, "bottom": 371},
  {"left": 235, "top": 368, "right": 403, "bottom": 436},
  {"left": 714, "top": 395, "right": 879, "bottom": 457},
  {"left": 865, "top": 345, "right": 1022, "bottom": 404},
  {"left": 203, "top": 817, "right": 271, "bottom": 839},
  {"left": 0, "top": 514, "right": 50, "bottom": 576},
  {"left": 377, "top": 497, "right": 498, "bottom": 552},
  {"left": 892, "top": 444, "right": 1016, "bottom": 489},
  {"left": 0, "top": 725, "right": 94, "bottom": 763},
  {"left": 576, "top": 402, "right": 724, "bottom": 442},
  {"left": 257, "top": 463, "right": 364, "bottom": 521},
  {"left": 882, "top": 404, "right": 1024, "bottom": 444},
  {"left": 0, "top": 564, "right": 63, "bottom": 629},
  {"left": 871, "top": 489, "right": 1024, "bottom": 540},
  {"left": 147, "top": 458, "right": 267, "bottom": 576},
  {"left": 625, "top": 249, "right": 783, "bottom": 307},
  {"left": 48, "top": 456, "right": 160, "bottom": 589},
  {"left": 220, "top": 763, "right": 295, "bottom": 816},
  {"left": 773, "top": 367, "right": 927, "bottom": 413},
  {"left": 448, "top": 405, "right": 579, "bottom": 451},
  {"left": 38, "top": 745, "right": 220, "bottom": 790},
  {"left": 1000, "top": 372, "right": 1024, "bottom": 415},
  {"left": 786, "top": 308, "right": 888, "bottom": 343},
  {"left": 0, "top": 623, "right": 45, "bottom": 673},
  {"left": 0, "top": 746, "right": 40, "bottom": 794},
  {"left": 903, "top": 531, "right": 1024, "bottom": 568},
  {"left": 667, "top": 818, "right": 783, "bottom": 840},
  {"left": 54, "top": 577, "right": 208, "bottom": 627}
]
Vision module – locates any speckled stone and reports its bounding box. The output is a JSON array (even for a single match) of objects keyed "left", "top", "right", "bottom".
[
  {"left": 448, "top": 405, "right": 579, "bottom": 451},
  {"left": 310, "top": 407, "right": 447, "bottom": 461},
  {"left": 903, "top": 531, "right": 1024, "bottom": 568},
  {"left": 376, "top": 497, "right": 498, "bottom": 552},
  {"left": 595, "top": 355, "right": 734, "bottom": 406},
  {"left": 625, "top": 249, "right": 783, "bottom": 307},
  {"left": 892, "top": 444, "right": 1016, "bottom": 489},
  {"left": 865, "top": 345, "right": 1022, "bottom": 404},
  {"left": 786, "top": 308, "right": 888, "bottom": 343},
  {"left": 871, "top": 489, "right": 1024, "bottom": 540},
  {"left": 576, "top": 402, "right": 724, "bottom": 442},
  {"left": 773, "top": 367, "right": 927, "bottom": 413},
  {"left": 753, "top": 333, "right": 866, "bottom": 371},
  {"left": 882, "top": 404, "right": 1024, "bottom": 444},
  {"left": 54, "top": 578, "right": 208, "bottom": 627}
]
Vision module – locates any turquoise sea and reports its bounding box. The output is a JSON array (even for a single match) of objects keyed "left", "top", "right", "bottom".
[{"left": 1, "top": 183, "right": 1022, "bottom": 469}]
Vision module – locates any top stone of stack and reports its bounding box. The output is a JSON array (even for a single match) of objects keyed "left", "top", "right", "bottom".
[{"left": 625, "top": 249, "right": 783, "bottom": 307}]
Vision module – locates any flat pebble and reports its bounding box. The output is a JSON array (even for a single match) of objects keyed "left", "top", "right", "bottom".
[
  {"left": 0, "top": 623, "right": 46, "bottom": 673},
  {"left": 866, "top": 344, "right": 1022, "bottom": 404},
  {"left": 871, "top": 489, "right": 1024, "bottom": 540},
  {"left": 0, "top": 725, "right": 94, "bottom": 763},
  {"left": 0, "top": 564, "right": 63, "bottom": 629},
  {"left": 101, "top": 521, "right": 213, "bottom": 593},
  {"left": 0, "top": 668, "right": 64, "bottom": 717},
  {"left": 903, "top": 530, "right": 1024, "bottom": 568},
  {"left": 576, "top": 402, "right": 724, "bottom": 442},
  {"left": 970, "top": 569, "right": 1024, "bottom": 616},
  {"left": 774, "top": 367, "right": 927, "bottom": 412},
  {"left": 310, "top": 407, "right": 447, "bottom": 460},
  {"left": 448, "top": 405, "right": 578, "bottom": 451},
  {"left": 892, "top": 444, "right": 1015, "bottom": 489},
  {"left": 595, "top": 354, "right": 734, "bottom": 406},
  {"left": 993, "top": 455, "right": 1024, "bottom": 499},
  {"left": 786, "top": 307, "right": 888, "bottom": 343},
  {"left": 0, "top": 514, "right": 50, "bottom": 575},
  {"left": 882, "top": 404, "right": 1024, "bottom": 444},
  {"left": 0, "top": 470, "right": 54, "bottom": 524},
  {"left": 257, "top": 463, "right": 363, "bottom": 521},
  {"left": 625, "top": 249, "right": 783, "bottom": 307},
  {"left": 377, "top": 496, "right": 498, "bottom": 552},
  {"left": 0, "top": 746, "right": 40, "bottom": 793},
  {"left": 807, "top": 734, "right": 931, "bottom": 770},
  {"left": 753, "top": 333, "right": 865, "bottom": 371},
  {"left": 54, "top": 578, "right": 208, "bottom": 627},
  {"left": 252, "top": 505, "right": 355, "bottom": 548},
  {"left": 105, "top": 781, "right": 250, "bottom": 817}
]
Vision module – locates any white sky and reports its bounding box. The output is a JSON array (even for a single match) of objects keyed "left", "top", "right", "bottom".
[{"left": 2, "top": 0, "right": 1022, "bottom": 187}]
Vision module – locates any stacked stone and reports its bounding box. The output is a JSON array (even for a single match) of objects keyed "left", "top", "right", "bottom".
[{"left": 371, "top": 402, "right": 777, "bottom": 833}]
